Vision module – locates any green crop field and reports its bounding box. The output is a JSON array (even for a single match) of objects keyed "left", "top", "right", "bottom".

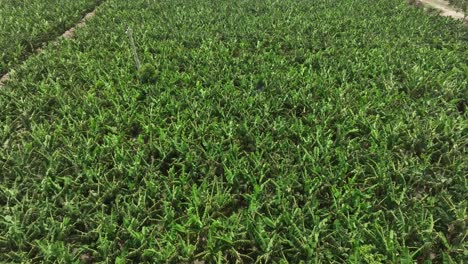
[
  {"left": 0, "top": 0, "right": 467, "bottom": 263},
  {"left": 0, "top": 0, "right": 102, "bottom": 75}
]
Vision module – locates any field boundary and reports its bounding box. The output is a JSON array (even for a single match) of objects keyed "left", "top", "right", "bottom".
[
  {"left": 0, "top": 2, "right": 103, "bottom": 88},
  {"left": 419, "top": 0, "right": 466, "bottom": 20}
]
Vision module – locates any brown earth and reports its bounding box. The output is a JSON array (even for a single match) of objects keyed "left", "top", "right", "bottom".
[{"left": 419, "top": 0, "right": 466, "bottom": 20}]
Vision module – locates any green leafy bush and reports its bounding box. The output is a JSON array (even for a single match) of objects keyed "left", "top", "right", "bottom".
[{"left": 139, "top": 63, "right": 158, "bottom": 84}]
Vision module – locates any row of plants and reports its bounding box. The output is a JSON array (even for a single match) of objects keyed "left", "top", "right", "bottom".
[
  {"left": 0, "top": 0, "right": 467, "bottom": 262},
  {"left": 0, "top": 0, "right": 102, "bottom": 75}
]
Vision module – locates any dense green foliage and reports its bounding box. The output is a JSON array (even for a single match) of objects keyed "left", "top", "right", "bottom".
[
  {"left": 1, "top": 0, "right": 467, "bottom": 262},
  {"left": 0, "top": 0, "right": 102, "bottom": 75}
]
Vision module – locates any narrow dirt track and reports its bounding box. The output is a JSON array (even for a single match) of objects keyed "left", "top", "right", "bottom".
[
  {"left": 420, "top": 0, "right": 466, "bottom": 20},
  {"left": 0, "top": 5, "right": 100, "bottom": 88}
]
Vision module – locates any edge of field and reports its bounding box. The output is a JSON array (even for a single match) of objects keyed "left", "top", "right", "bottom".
[
  {"left": 419, "top": 0, "right": 467, "bottom": 19},
  {"left": 0, "top": 1, "right": 104, "bottom": 87}
]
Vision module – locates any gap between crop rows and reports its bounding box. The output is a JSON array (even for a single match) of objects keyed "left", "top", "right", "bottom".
[{"left": 0, "top": 1, "right": 105, "bottom": 88}]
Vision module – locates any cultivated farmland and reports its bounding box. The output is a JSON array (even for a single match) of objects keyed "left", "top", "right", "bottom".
[
  {"left": 0, "top": 0, "right": 102, "bottom": 75},
  {"left": 0, "top": 0, "right": 467, "bottom": 262}
]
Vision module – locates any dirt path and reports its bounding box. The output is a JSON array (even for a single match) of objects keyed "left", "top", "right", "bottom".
[
  {"left": 0, "top": 6, "right": 100, "bottom": 88},
  {"left": 420, "top": 0, "right": 466, "bottom": 20}
]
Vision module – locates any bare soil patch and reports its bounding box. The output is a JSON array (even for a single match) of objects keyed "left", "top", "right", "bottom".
[{"left": 419, "top": 0, "right": 466, "bottom": 20}]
